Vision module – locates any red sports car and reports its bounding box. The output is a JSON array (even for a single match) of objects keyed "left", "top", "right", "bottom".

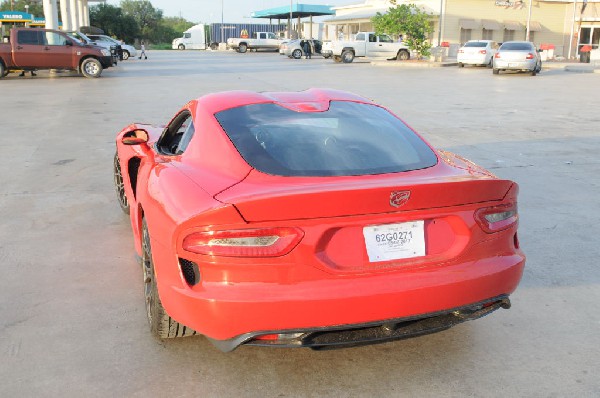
[{"left": 113, "top": 89, "right": 524, "bottom": 352}]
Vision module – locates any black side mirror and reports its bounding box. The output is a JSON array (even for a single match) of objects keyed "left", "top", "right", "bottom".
[{"left": 66, "top": 40, "right": 73, "bottom": 46}]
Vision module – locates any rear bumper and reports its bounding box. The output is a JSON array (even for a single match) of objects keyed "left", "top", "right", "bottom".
[
  {"left": 156, "top": 250, "right": 525, "bottom": 349},
  {"left": 494, "top": 59, "right": 536, "bottom": 71},
  {"left": 457, "top": 54, "right": 488, "bottom": 64}
]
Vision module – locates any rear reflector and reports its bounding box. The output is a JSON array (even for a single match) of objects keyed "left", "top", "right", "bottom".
[
  {"left": 183, "top": 227, "right": 304, "bottom": 257},
  {"left": 475, "top": 203, "right": 518, "bottom": 233},
  {"left": 479, "top": 50, "right": 487, "bottom": 54}
]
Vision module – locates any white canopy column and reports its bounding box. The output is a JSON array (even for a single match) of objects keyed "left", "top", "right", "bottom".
[
  {"left": 60, "top": 0, "right": 72, "bottom": 31},
  {"left": 69, "top": 0, "right": 80, "bottom": 30},
  {"left": 78, "top": 0, "right": 85, "bottom": 29},
  {"left": 82, "top": 0, "right": 89, "bottom": 27},
  {"left": 42, "top": 0, "right": 59, "bottom": 30}
]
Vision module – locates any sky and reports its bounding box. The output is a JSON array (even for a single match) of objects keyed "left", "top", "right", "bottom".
[{"left": 105, "top": 0, "right": 358, "bottom": 24}]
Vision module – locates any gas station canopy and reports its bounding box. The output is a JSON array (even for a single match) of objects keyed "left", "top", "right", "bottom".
[{"left": 250, "top": 4, "right": 334, "bottom": 20}]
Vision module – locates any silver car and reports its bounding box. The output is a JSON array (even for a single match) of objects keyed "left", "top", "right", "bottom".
[
  {"left": 87, "top": 34, "right": 137, "bottom": 60},
  {"left": 493, "top": 41, "right": 542, "bottom": 76}
]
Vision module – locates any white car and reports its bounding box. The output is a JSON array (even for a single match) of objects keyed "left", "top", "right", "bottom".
[
  {"left": 87, "top": 34, "right": 137, "bottom": 60},
  {"left": 457, "top": 40, "right": 498, "bottom": 68}
]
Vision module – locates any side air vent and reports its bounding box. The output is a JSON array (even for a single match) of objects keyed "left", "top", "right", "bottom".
[
  {"left": 179, "top": 258, "right": 200, "bottom": 286},
  {"left": 127, "top": 157, "right": 141, "bottom": 198}
]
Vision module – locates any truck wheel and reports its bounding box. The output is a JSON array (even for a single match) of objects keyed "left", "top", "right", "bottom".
[
  {"left": 122, "top": 50, "right": 130, "bottom": 60},
  {"left": 396, "top": 50, "right": 410, "bottom": 61},
  {"left": 81, "top": 58, "right": 103, "bottom": 78},
  {"left": 292, "top": 49, "right": 302, "bottom": 59},
  {"left": 333, "top": 55, "right": 342, "bottom": 63},
  {"left": 210, "top": 43, "right": 218, "bottom": 50},
  {"left": 178, "top": 44, "right": 185, "bottom": 50},
  {"left": 341, "top": 50, "right": 354, "bottom": 63},
  {"left": 493, "top": 68, "right": 500, "bottom": 75},
  {"left": 238, "top": 43, "right": 248, "bottom": 53},
  {"left": 0, "top": 62, "right": 6, "bottom": 78}
]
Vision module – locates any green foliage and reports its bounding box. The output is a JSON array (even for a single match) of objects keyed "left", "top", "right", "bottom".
[
  {"left": 162, "top": 16, "right": 195, "bottom": 35},
  {"left": 372, "top": 1, "right": 433, "bottom": 58},
  {"left": 120, "top": 0, "right": 162, "bottom": 39},
  {"left": 90, "top": 4, "right": 139, "bottom": 43},
  {"left": 0, "top": 0, "right": 43, "bottom": 16}
]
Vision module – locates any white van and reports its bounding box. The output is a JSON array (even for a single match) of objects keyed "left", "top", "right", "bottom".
[{"left": 172, "top": 24, "right": 206, "bottom": 50}]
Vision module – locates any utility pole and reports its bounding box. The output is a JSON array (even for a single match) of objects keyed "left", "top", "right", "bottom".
[{"left": 525, "top": 0, "right": 533, "bottom": 41}]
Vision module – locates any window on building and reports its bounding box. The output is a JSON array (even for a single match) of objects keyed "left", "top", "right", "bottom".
[
  {"left": 503, "top": 29, "right": 515, "bottom": 42},
  {"left": 460, "top": 29, "right": 472, "bottom": 44},
  {"left": 482, "top": 29, "right": 494, "bottom": 40}
]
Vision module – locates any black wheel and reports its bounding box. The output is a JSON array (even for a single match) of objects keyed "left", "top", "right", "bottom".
[
  {"left": 142, "top": 218, "right": 197, "bottom": 339},
  {"left": 396, "top": 50, "right": 410, "bottom": 61},
  {"left": 333, "top": 55, "right": 342, "bottom": 63},
  {"left": 487, "top": 58, "right": 493, "bottom": 68},
  {"left": 536, "top": 62, "right": 542, "bottom": 73},
  {"left": 530, "top": 69, "right": 537, "bottom": 76},
  {"left": 80, "top": 58, "right": 103, "bottom": 78},
  {"left": 458, "top": 62, "right": 464, "bottom": 68},
  {"left": 341, "top": 50, "right": 354, "bottom": 63},
  {"left": 122, "top": 50, "right": 130, "bottom": 60},
  {"left": 238, "top": 43, "right": 247, "bottom": 53},
  {"left": 493, "top": 68, "right": 499, "bottom": 75},
  {"left": 0, "top": 62, "right": 6, "bottom": 78},
  {"left": 210, "top": 43, "right": 218, "bottom": 50},
  {"left": 178, "top": 44, "right": 185, "bottom": 50},
  {"left": 113, "top": 152, "right": 129, "bottom": 214},
  {"left": 292, "top": 49, "right": 302, "bottom": 59}
]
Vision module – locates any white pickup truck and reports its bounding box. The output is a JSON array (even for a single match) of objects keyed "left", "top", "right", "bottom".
[
  {"left": 227, "top": 32, "right": 283, "bottom": 53},
  {"left": 323, "top": 32, "right": 410, "bottom": 63}
]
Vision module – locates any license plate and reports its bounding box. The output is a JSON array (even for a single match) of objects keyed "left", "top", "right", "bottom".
[
  {"left": 508, "top": 63, "right": 517, "bottom": 67},
  {"left": 363, "top": 221, "right": 425, "bottom": 262}
]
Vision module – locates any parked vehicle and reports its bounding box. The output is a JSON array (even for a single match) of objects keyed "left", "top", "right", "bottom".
[
  {"left": 114, "top": 88, "right": 524, "bottom": 352},
  {"left": 324, "top": 32, "right": 410, "bottom": 63},
  {"left": 457, "top": 40, "right": 498, "bottom": 67},
  {"left": 493, "top": 41, "right": 542, "bottom": 76},
  {"left": 87, "top": 34, "right": 137, "bottom": 60},
  {"left": 285, "top": 39, "right": 324, "bottom": 59},
  {"left": 279, "top": 40, "right": 290, "bottom": 55},
  {"left": 227, "top": 31, "right": 284, "bottom": 53},
  {"left": 173, "top": 23, "right": 287, "bottom": 51},
  {"left": 0, "top": 28, "right": 113, "bottom": 78},
  {"left": 66, "top": 31, "right": 119, "bottom": 65}
]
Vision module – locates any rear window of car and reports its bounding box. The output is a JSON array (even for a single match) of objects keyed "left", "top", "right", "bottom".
[
  {"left": 500, "top": 42, "right": 533, "bottom": 51},
  {"left": 215, "top": 101, "right": 438, "bottom": 177},
  {"left": 464, "top": 42, "right": 488, "bottom": 48}
]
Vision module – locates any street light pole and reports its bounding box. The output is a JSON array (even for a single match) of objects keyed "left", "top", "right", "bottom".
[{"left": 525, "top": 0, "right": 533, "bottom": 41}]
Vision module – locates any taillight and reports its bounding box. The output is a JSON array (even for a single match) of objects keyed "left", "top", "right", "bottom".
[
  {"left": 458, "top": 49, "right": 464, "bottom": 53},
  {"left": 183, "top": 227, "right": 304, "bottom": 257},
  {"left": 479, "top": 49, "right": 487, "bottom": 54},
  {"left": 494, "top": 53, "right": 501, "bottom": 58},
  {"left": 475, "top": 203, "right": 518, "bottom": 233},
  {"left": 526, "top": 53, "right": 534, "bottom": 59}
]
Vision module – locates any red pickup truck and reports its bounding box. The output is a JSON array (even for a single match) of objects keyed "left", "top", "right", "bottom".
[{"left": 0, "top": 28, "right": 113, "bottom": 78}]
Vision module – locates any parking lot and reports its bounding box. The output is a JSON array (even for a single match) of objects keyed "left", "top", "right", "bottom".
[{"left": 1, "top": 51, "right": 599, "bottom": 397}]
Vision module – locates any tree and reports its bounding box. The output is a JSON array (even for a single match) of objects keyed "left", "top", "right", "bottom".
[
  {"left": 120, "top": 0, "right": 162, "bottom": 39},
  {"left": 372, "top": 1, "right": 434, "bottom": 58},
  {"left": 90, "top": 4, "right": 139, "bottom": 43},
  {"left": 0, "top": 0, "right": 43, "bottom": 16}
]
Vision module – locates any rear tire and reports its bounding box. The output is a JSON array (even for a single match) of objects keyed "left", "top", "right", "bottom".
[
  {"left": 396, "top": 50, "right": 410, "bottom": 61},
  {"left": 292, "top": 49, "right": 302, "bottom": 59},
  {"left": 458, "top": 62, "right": 464, "bottom": 68},
  {"left": 142, "top": 218, "right": 197, "bottom": 339},
  {"left": 210, "top": 43, "right": 218, "bottom": 50},
  {"left": 0, "top": 62, "right": 6, "bottom": 78},
  {"left": 80, "top": 58, "right": 103, "bottom": 78},
  {"left": 341, "top": 50, "right": 354, "bottom": 63},
  {"left": 238, "top": 43, "right": 247, "bottom": 53},
  {"left": 178, "top": 44, "right": 185, "bottom": 50},
  {"left": 113, "top": 152, "right": 129, "bottom": 214},
  {"left": 493, "top": 68, "right": 499, "bottom": 75},
  {"left": 530, "top": 69, "right": 537, "bottom": 76}
]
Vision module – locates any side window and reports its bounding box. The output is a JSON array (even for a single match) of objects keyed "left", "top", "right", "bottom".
[
  {"left": 378, "top": 35, "right": 393, "bottom": 43},
  {"left": 267, "top": 32, "right": 275, "bottom": 39},
  {"left": 157, "top": 112, "right": 195, "bottom": 155},
  {"left": 184, "top": 33, "right": 191, "bottom": 39},
  {"left": 17, "top": 30, "right": 40, "bottom": 45},
  {"left": 355, "top": 33, "right": 365, "bottom": 41},
  {"left": 259, "top": 33, "right": 266, "bottom": 39},
  {"left": 42, "top": 32, "right": 68, "bottom": 46},
  {"left": 368, "top": 34, "right": 376, "bottom": 43}
]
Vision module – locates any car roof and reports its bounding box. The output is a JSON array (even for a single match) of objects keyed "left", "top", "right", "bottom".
[{"left": 195, "top": 88, "right": 373, "bottom": 115}]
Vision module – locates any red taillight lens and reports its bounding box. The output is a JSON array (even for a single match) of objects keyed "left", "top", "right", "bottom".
[
  {"left": 526, "top": 53, "right": 534, "bottom": 59},
  {"left": 494, "top": 53, "right": 501, "bottom": 58},
  {"left": 458, "top": 49, "right": 464, "bottom": 53},
  {"left": 475, "top": 203, "right": 518, "bottom": 233},
  {"left": 479, "top": 49, "right": 487, "bottom": 54},
  {"left": 183, "top": 227, "right": 304, "bottom": 257}
]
